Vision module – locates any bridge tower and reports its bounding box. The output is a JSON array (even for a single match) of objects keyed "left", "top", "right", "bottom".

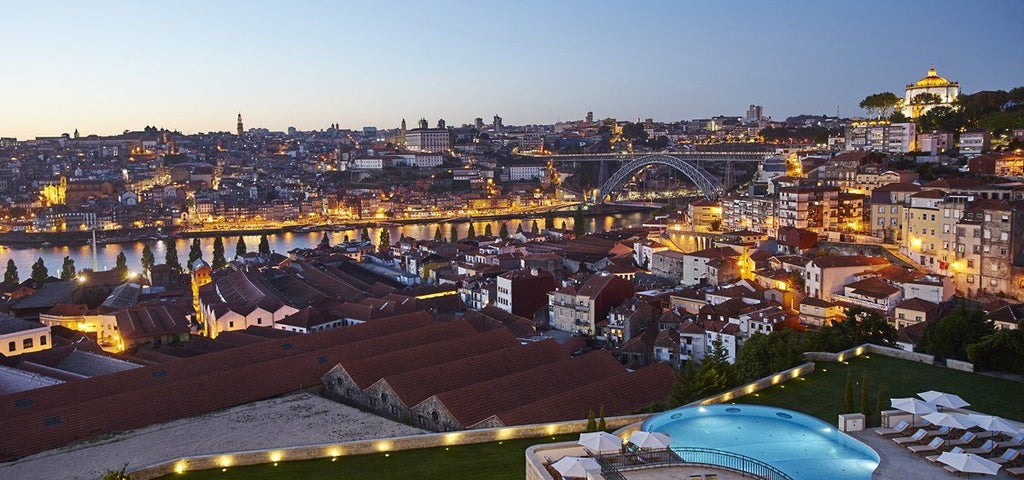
[{"left": 725, "top": 160, "right": 735, "bottom": 189}]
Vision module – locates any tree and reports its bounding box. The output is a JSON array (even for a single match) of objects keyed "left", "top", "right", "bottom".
[
  {"left": 668, "top": 339, "right": 738, "bottom": 406},
  {"left": 516, "top": 222, "right": 524, "bottom": 235},
  {"left": 360, "top": 227, "right": 370, "bottom": 242},
  {"left": 860, "top": 372, "right": 870, "bottom": 417},
  {"left": 531, "top": 219, "right": 539, "bottom": 232},
  {"left": 874, "top": 386, "right": 885, "bottom": 427},
  {"left": 378, "top": 228, "right": 390, "bottom": 253},
  {"left": 165, "top": 241, "right": 181, "bottom": 272},
  {"left": 843, "top": 371, "right": 854, "bottom": 414},
  {"left": 58, "top": 256, "right": 76, "bottom": 281},
  {"left": 450, "top": 224, "right": 458, "bottom": 243},
  {"left": 188, "top": 238, "right": 202, "bottom": 271},
  {"left": 102, "top": 464, "right": 130, "bottom": 480},
  {"left": 484, "top": 223, "right": 493, "bottom": 237},
  {"left": 544, "top": 215, "right": 554, "bottom": 230},
  {"left": 258, "top": 234, "right": 271, "bottom": 255},
  {"left": 212, "top": 236, "right": 227, "bottom": 269},
  {"left": 573, "top": 206, "right": 586, "bottom": 236},
  {"left": 140, "top": 245, "right": 155, "bottom": 277},
  {"left": 4, "top": 259, "right": 18, "bottom": 283},
  {"left": 31, "top": 258, "right": 49, "bottom": 283},
  {"left": 467, "top": 222, "right": 476, "bottom": 238},
  {"left": 434, "top": 226, "right": 444, "bottom": 242},
  {"left": 968, "top": 328, "right": 1024, "bottom": 374},
  {"left": 597, "top": 405, "right": 607, "bottom": 431},
  {"left": 499, "top": 222, "right": 509, "bottom": 238},
  {"left": 919, "top": 306, "right": 993, "bottom": 360},
  {"left": 235, "top": 236, "right": 247, "bottom": 258},
  {"left": 620, "top": 122, "right": 648, "bottom": 142},
  {"left": 859, "top": 92, "right": 900, "bottom": 119},
  {"left": 916, "top": 106, "right": 963, "bottom": 133},
  {"left": 318, "top": 232, "right": 330, "bottom": 249},
  {"left": 586, "top": 409, "right": 597, "bottom": 432},
  {"left": 735, "top": 330, "right": 807, "bottom": 382},
  {"left": 115, "top": 252, "right": 129, "bottom": 281}
]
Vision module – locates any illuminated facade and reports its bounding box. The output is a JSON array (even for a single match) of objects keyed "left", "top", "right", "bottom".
[{"left": 901, "top": 67, "right": 960, "bottom": 119}]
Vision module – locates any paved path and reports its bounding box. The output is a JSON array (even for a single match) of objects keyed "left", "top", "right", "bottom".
[
  {"left": 851, "top": 429, "right": 1015, "bottom": 479},
  {"left": 0, "top": 392, "right": 425, "bottom": 480}
]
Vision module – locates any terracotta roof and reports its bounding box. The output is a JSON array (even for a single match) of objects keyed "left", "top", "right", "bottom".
[
  {"left": 379, "top": 339, "right": 566, "bottom": 408},
  {"left": 43, "top": 303, "right": 88, "bottom": 317},
  {"left": 844, "top": 277, "right": 901, "bottom": 299},
  {"left": 423, "top": 351, "right": 627, "bottom": 428},
  {"left": 0, "top": 311, "right": 437, "bottom": 460},
  {"left": 811, "top": 256, "right": 889, "bottom": 269},
  {"left": 896, "top": 297, "right": 938, "bottom": 312},
  {"left": 486, "top": 362, "right": 675, "bottom": 427},
  {"left": 113, "top": 305, "right": 191, "bottom": 341},
  {"left": 338, "top": 328, "right": 517, "bottom": 389}
]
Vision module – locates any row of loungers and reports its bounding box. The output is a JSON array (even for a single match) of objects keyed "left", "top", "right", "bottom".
[{"left": 876, "top": 421, "right": 1024, "bottom": 475}]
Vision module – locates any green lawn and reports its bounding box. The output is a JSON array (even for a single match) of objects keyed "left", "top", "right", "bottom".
[
  {"left": 160, "top": 434, "right": 575, "bottom": 480},
  {"left": 745, "top": 354, "right": 1024, "bottom": 423}
]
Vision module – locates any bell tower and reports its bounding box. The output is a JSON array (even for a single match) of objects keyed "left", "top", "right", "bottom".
[{"left": 236, "top": 113, "right": 244, "bottom": 137}]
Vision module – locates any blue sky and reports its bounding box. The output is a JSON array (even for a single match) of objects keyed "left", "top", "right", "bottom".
[{"left": 1, "top": 0, "right": 1021, "bottom": 138}]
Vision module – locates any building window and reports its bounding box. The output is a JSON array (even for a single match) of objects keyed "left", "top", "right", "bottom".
[
  {"left": 7, "top": 341, "right": 14, "bottom": 352},
  {"left": 23, "top": 338, "right": 33, "bottom": 349},
  {"left": 229, "top": 321, "right": 234, "bottom": 328},
  {"left": 40, "top": 336, "right": 47, "bottom": 346},
  {"left": 431, "top": 411, "right": 440, "bottom": 423}
]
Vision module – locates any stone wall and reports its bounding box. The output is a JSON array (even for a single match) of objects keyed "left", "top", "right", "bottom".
[
  {"left": 946, "top": 359, "right": 975, "bottom": 372},
  {"left": 805, "top": 343, "right": 936, "bottom": 365},
  {"left": 128, "top": 414, "right": 649, "bottom": 480},
  {"left": 684, "top": 362, "right": 817, "bottom": 407}
]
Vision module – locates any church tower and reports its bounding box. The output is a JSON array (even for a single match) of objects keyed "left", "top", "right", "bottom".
[
  {"left": 400, "top": 118, "right": 407, "bottom": 147},
  {"left": 236, "top": 113, "right": 244, "bottom": 137}
]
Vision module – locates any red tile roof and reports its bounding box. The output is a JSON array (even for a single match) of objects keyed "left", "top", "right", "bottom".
[{"left": 486, "top": 362, "right": 675, "bottom": 426}]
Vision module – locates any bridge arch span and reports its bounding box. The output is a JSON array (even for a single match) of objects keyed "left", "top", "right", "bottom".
[{"left": 597, "top": 154, "right": 725, "bottom": 203}]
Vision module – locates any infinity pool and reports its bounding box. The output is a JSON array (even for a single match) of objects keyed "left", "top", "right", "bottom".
[{"left": 643, "top": 404, "right": 879, "bottom": 480}]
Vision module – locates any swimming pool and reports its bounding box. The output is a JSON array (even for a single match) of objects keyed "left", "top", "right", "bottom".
[{"left": 643, "top": 404, "right": 879, "bottom": 480}]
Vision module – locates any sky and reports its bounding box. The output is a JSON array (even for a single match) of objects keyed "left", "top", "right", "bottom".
[{"left": 1, "top": 0, "right": 1022, "bottom": 139}]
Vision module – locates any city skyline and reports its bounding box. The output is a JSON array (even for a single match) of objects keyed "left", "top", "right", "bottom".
[{"left": 1, "top": 0, "right": 1023, "bottom": 139}]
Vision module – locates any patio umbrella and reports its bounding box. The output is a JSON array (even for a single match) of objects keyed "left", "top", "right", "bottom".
[
  {"left": 627, "top": 431, "right": 672, "bottom": 450},
  {"left": 936, "top": 452, "right": 1001, "bottom": 476},
  {"left": 923, "top": 412, "right": 976, "bottom": 430},
  {"left": 968, "top": 414, "right": 1024, "bottom": 434},
  {"left": 918, "top": 390, "right": 970, "bottom": 409},
  {"left": 578, "top": 432, "right": 622, "bottom": 454},
  {"left": 891, "top": 397, "right": 937, "bottom": 415},
  {"left": 551, "top": 456, "right": 602, "bottom": 479}
]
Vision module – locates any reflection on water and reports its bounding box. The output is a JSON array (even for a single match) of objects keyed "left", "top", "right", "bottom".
[{"left": 0, "top": 213, "right": 648, "bottom": 275}]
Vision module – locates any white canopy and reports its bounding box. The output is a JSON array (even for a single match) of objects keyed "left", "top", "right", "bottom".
[
  {"left": 891, "top": 397, "right": 937, "bottom": 415},
  {"left": 918, "top": 390, "right": 970, "bottom": 409},
  {"left": 551, "top": 456, "right": 602, "bottom": 478},
  {"left": 967, "top": 414, "right": 1023, "bottom": 434},
  {"left": 577, "top": 431, "right": 623, "bottom": 455},
  {"left": 936, "top": 452, "right": 1001, "bottom": 476},
  {"left": 922, "top": 412, "right": 976, "bottom": 430},
  {"left": 627, "top": 431, "right": 672, "bottom": 450}
]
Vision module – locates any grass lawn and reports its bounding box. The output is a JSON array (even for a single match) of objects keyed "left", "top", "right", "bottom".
[
  {"left": 744, "top": 354, "right": 1024, "bottom": 423},
  {"left": 160, "top": 434, "right": 575, "bottom": 480}
]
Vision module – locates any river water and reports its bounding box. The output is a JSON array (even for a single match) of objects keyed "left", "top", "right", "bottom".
[{"left": 0, "top": 212, "right": 649, "bottom": 276}]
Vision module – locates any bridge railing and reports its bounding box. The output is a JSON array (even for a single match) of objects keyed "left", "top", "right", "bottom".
[{"left": 594, "top": 446, "right": 793, "bottom": 480}]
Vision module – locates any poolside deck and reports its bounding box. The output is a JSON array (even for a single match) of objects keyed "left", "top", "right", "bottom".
[{"left": 850, "top": 430, "right": 1016, "bottom": 479}]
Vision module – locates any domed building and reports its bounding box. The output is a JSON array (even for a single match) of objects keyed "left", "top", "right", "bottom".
[{"left": 901, "top": 66, "right": 960, "bottom": 118}]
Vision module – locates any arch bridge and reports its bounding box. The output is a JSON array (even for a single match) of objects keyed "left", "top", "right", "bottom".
[{"left": 596, "top": 154, "right": 726, "bottom": 203}]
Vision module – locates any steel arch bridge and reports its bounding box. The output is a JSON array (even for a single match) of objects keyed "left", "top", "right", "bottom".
[{"left": 597, "top": 154, "right": 725, "bottom": 203}]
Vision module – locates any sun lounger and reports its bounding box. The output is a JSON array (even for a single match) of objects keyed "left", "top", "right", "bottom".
[
  {"left": 927, "top": 446, "right": 965, "bottom": 463},
  {"left": 923, "top": 426, "right": 953, "bottom": 438},
  {"left": 988, "top": 448, "right": 1021, "bottom": 465},
  {"left": 965, "top": 439, "right": 997, "bottom": 455},
  {"left": 998, "top": 433, "right": 1024, "bottom": 449},
  {"left": 874, "top": 420, "right": 912, "bottom": 437},
  {"left": 945, "top": 431, "right": 978, "bottom": 447},
  {"left": 908, "top": 437, "right": 946, "bottom": 454},
  {"left": 1006, "top": 465, "right": 1024, "bottom": 477},
  {"left": 894, "top": 429, "right": 930, "bottom": 445}
]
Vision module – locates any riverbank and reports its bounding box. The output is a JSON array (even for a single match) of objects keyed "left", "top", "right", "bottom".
[{"left": 0, "top": 204, "right": 657, "bottom": 248}]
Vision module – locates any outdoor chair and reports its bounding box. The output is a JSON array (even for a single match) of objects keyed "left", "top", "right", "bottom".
[
  {"left": 998, "top": 433, "right": 1024, "bottom": 449},
  {"left": 922, "top": 426, "right": 952, "bottom": 438},
  {"left": 988, "top": 448, "right": 1021, "bottom": 465},
  {"left": 926, "top": 446, "right": 964, "bottom": 463},
  {"left": 945, "top": 431, "right": 978, "bottom": 447},
  {"left": 874, "top": 420, "right": 912, "bottom": 437},
  {"left": 1006, "top": 465, "right": 1024, "bottom": 477},
  {"left": 965, "top": 439, "right": 997, "bottom": 455},
  {"left": 893, "top": 429, "right": 930, "bottom": 445},
  {"left": 908, "top": 437, "right": 946, "bottom": 454},
  {"left": 705, "top": 475, "right": 719, "bottom": 480}
]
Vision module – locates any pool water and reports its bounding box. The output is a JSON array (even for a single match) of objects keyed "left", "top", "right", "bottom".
[{"left": 643, "top": 404, "right": 879, "bottom": 480}]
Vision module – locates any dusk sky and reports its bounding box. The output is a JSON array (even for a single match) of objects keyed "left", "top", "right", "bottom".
[{"left": 2, "top": 0, "right": 1022, "bottom": 139}]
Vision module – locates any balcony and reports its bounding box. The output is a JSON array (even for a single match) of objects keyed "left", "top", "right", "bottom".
[{"left": 830, "top": 294, "right": 896, "bottom": 314}]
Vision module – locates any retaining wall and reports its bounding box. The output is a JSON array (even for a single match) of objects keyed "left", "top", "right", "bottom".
[
  {"left": 805, "top": 343, "right": 936, "bottom": 365},
  {"left": 684, "top": 362, "right": 816, "bottom": 407},
  {"left": 946, "top": 359, "right": 975, "bottom": 372},
  {"left": 127, "top": 414, "right": 649, "bottom": 480}
]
